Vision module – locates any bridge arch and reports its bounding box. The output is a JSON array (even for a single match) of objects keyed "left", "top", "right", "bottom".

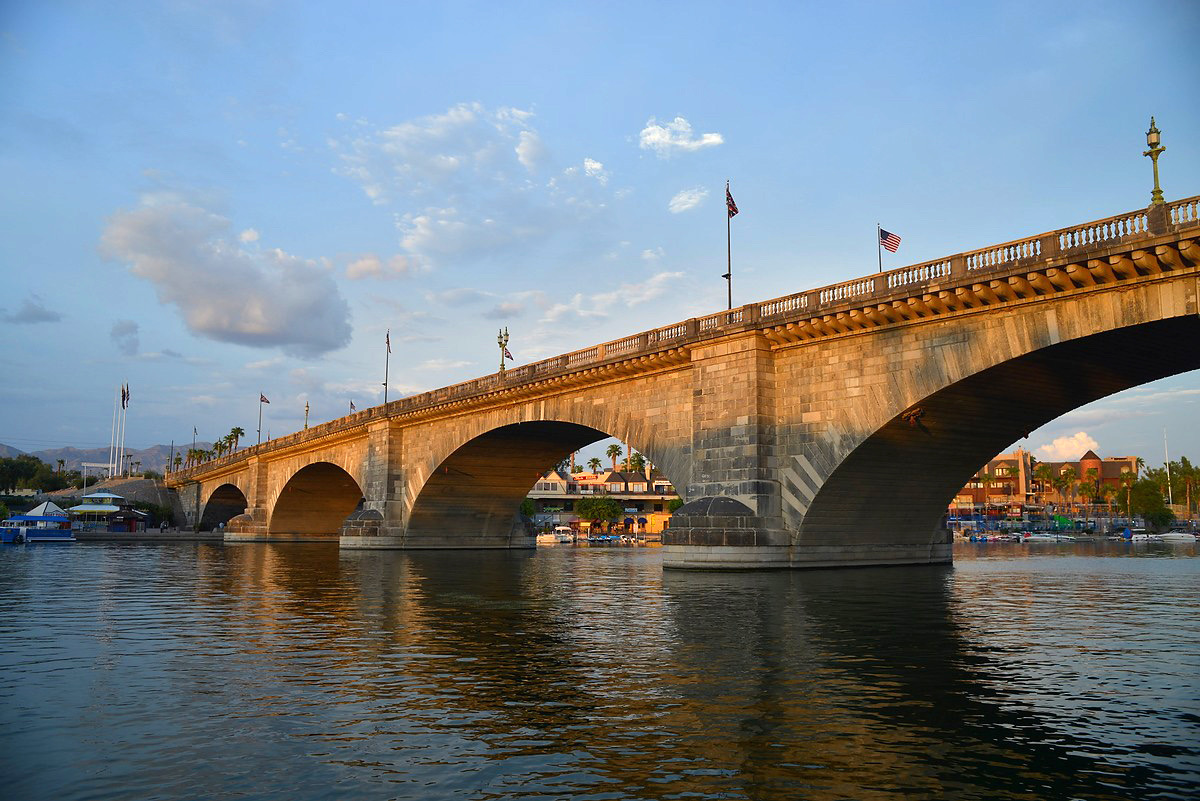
[
  {"left": 797, "top": 315, "right": 1200, "bottom": 545},
  {"left": 269, "top": 461, "right": 364, "bottom": 541},
  {"left": 200, "top": 483, "right": 249, "bottom": 531},
  {"left": 404, "top": 419, "right": 685, "bottom": 546}
]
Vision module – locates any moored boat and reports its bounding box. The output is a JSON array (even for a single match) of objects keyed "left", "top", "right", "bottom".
[
  {"left": 1160, "top": 530, "right": 1198, "bottom": 543},
  {"left": 2, "top": 501, "right": 75, "bottom": 543}
]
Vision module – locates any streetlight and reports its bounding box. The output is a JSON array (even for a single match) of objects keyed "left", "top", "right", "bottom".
[
  {"left": 497, "top": 327, "right": 509, "bottom": 376},
  {"left": 1144, "top": 116, "right": 1166, "bottom": 206}
]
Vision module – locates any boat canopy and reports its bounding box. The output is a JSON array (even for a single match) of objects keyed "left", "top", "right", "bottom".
[
  {"left": 69, "top": 503, "right": 121, "bottom": 513},
  {"left": 26, "top": 501, "right": 68, "bottom": 517},
  {"left": 81, "top": 492, "right": 125, "bottom": 501},
  {"left": 5, "top": 514, "right": 70, "bottom": 524}
]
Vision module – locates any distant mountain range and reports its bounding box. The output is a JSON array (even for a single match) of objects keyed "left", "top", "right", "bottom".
[{"left": 0, "top": 443, "right": 215, "bottom": 474}]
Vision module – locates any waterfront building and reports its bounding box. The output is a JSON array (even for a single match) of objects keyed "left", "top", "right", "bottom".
[
  {"left": 526, "top": 469, "right": 679, "bottom": 537},
  {"left": 951, "top": 447, "right": 1137, "bottom": 526}
]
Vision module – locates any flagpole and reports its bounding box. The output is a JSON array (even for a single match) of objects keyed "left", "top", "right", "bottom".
[
  {"left": 877, "top": 223, "right": 882, "bottom": 273},
  {"left": 117, "top": 384, "right": 127, "bottom": 477},
  {"left": 383, "top": 329, "right": 391, "bottom": 405},
  {"left": 257, "top": 396, "right": 263, "bottom": 445},
  {"left": 108, "top": 385, "right": 119, "bottom": 477},
  {"left": 726, "top": 180, "right": 732, "bottom": 310}
]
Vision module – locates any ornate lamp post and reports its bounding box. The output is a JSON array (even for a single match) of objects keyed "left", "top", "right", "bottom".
[
  {"left": 304, "top": 401, "right": 309, "bottom": 430},
  {"left": 1143, "top": 116, "right": 1166, "bottom": 206},
  {"left": 497, "top": 327, "right": 509, "bottom": 376}
]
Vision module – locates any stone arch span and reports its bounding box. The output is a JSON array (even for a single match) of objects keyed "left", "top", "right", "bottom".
[
  {"left": 200, "top": 483, "right": 248, "bottom": 531},
  {"left": 269, "top": 461, "right": 364, "bottom": 541},
  {"left": 404, "top": 420, "right": 678, "bottom": 548},
  {"left": 798, "top": 316, "right": 1200, "bottom": 546}
]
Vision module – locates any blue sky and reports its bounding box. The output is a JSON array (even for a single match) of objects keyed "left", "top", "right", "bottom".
[{"left": 2, "top": 0, "right": 1198, "bottom": 468}]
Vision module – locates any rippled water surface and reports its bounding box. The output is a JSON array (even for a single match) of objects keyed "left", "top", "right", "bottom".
[{"left": 1, "top": 541, "right": 1198, "bottom": 800}]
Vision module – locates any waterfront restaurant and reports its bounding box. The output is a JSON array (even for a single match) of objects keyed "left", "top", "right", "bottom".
[{"left": 68, "top": 491, "right": 148, "bottom": 532}]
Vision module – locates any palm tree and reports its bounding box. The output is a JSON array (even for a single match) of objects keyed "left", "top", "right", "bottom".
[
  {"left": 1056, "top": 466, "right": 1077, "bottom": 515},
  {"left": 229, "top": 426, "right": 245, "bottom": 452},
  {"left": 1100, "top": 483, "right": 1119, "bottom": 523},
  {"left": 606, "top": 443, "right": 623, "bottom": 473},
  {"left": 56, "top": 459, "right": 65, "bottom": 474},
  {"left": 1121, "top": 472, "right": 1136, "bottom": 517},
  {"left": 1034, "top": 463, "right": 1054, "bottom": 506},
  {"left": 133, "top": 460, "right": 141, "bottom": 476},
  {"left": 629, "top": 452, "right": 646, "bottom": 473},
  {"left": 173, "top": 455, "right": 183, "bottom": 472},
  {"left": 587, "top": 457, "right": 602, "bottom": 474}
]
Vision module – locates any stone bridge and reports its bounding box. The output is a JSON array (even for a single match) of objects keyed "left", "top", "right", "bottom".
[{"left": 167, "top": 196, "right": 1200, "bottom": 569}]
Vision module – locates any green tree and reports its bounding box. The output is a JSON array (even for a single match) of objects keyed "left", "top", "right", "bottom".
[
  {"left": 229, "top": 426, "right": 245, "bottom": 452},
  {"left": 520, "top": 498, "right": 536, "bottom": 517},
  {"left": 629, "top": 451, "right": 646, "bottom": 473},
  {"left": 1130, "top": 478, "right": 1174, "bottom": 528},
  {"left": 587, "top": 457, "right": 602, "bottom": 474},
  {"left": 667, "top": 497, "right": 684, "bottom": 513},
  {"left": 575, "top": 496, "right": 622, "bottom": 526}
]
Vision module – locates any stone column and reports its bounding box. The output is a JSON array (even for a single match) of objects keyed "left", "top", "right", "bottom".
[
  {"left": 224, "top": 456, "right": 270, "bottom": 541},
  {"left": 662, "top": 332, "right": 790, "bottom": 568},
  {"left": 340, "top": 421, "right": 406, "bottom": 548}
]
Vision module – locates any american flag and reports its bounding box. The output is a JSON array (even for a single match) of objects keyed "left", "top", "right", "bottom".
[
  {"left": 726, "top": 184, "right": 739, "bottom": 218},
  {"left": 260, "top": 393, "right": 270, "bottom": 404},
  {"left": 880, "top": 228, "right": 901, "bottom": 253},
  {"left": 349, "top": 400, "right": 356, "bottom": 412}
]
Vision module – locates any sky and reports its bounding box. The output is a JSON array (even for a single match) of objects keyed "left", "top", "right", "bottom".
[{"left": 2, "top": 0, "right": 1198, "bottom": 469}]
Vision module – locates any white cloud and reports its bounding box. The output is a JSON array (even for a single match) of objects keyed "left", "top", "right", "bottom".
[
  {"left": 1036, "top": 431, "right": 1100, "bottom": 462},
  {"left": 583, "top": 157, "right": 608, "bottom": 185},
  {"left": 515, "top": 130, "right": 545, "bottom": 171},
  {"left": 429, "top": 287, "right": 490, "bottom": 306},
  {"left": 346, "top": 253, "right": 415, "bottom": 280},
  {"left": 540, "top": 271, "right": 685, "bottom": 324},
  {"left": 100, "top": 192, "right": 352, "bottom": 357},
  {"left": 641, "top": 247, "right": 665, "bottom": 262},
  {"left": 485, "top": 300, "right": 525, "bottom": 319},
  {"left": 639, "top": 116, "right": 724, "bottom": 157},
  {"left": 668, "top": 187, "right": 708, "bottom": 213},
  {"left": 238, "top": 228, "right": 259, "bottom": 243},
  {"left": 333, "top": 103, "right": 612, "bottom": 269},
  {"left": 418, "top": 358, "right": 472, "bottom": 371}
]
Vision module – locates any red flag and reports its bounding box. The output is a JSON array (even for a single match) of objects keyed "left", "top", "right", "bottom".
[
  {"left": 260, "top": 393, "right": 270, "bottom": 404},
  {"left": 726, "top": 184, "right": 738, "bottom": 218}
]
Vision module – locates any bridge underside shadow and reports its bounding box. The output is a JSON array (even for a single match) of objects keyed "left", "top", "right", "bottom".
[
  {"left": 361, "top": 421, "right": 611, "bottom": 549},
  {"left": 800, "top": 316, "right": 1200, "bottom": 546},
  {"left": 200, "top": 484, "right": 248, "bottom": 531}
]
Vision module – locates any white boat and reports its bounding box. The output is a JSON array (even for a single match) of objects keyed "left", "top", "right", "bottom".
[
  {"left": 1023, "top": 532, "right": 1075, "bottom": 542},
  {"left": 553, "top": 526, "right": 575, "bottom": 543},
  {"left": 1160, "top": 530, "right": 1198, "bottom": 543}
]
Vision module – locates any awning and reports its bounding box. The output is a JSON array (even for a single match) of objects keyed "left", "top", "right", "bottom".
[{"left": 69, "top": 504, "right": 120, "bottom": 513}]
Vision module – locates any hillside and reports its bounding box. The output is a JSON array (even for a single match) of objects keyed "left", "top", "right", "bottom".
[{"left": 0, "top": 442, "right": 214, "bottom": 473}]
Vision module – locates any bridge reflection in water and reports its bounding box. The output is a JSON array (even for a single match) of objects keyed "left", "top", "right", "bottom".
[{"left": 8, "top": 542, "right": 1174, "bottom": 800}]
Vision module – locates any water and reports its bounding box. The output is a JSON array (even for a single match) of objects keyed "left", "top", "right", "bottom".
[{"left": 1, "top": 540, "right": 1198, "bottom": 800}]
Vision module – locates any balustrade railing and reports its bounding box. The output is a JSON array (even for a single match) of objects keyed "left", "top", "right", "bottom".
[{"left": 176, "top": 194, "right": 1199, "bottom": 476}]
